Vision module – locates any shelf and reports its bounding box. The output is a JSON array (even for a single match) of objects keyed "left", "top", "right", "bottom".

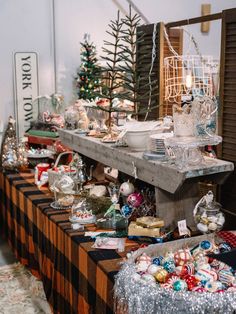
[{"left": 58, "top": 129, "right": 234, "bottom": 194}]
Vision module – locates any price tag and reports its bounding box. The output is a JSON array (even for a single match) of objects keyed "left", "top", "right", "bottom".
[{"left": 177, "top": 219, "right": 189, "bottom": 236}]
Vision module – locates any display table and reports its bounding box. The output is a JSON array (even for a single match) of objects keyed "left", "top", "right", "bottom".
[
  {"left": 58, "top": 130, "right": 234, "bottom": 227},
  {"left": 0, "top": 172, "right": 136, "bottom": 314}
]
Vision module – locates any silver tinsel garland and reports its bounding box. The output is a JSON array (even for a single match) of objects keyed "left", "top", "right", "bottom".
[{"left": 114, "top": 263, "right": 236, "bottom": 314}]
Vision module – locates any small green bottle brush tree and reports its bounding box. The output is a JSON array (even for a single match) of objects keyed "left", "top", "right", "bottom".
[{"left": 76, "top": 34, "right": 101, "bottom": 100}]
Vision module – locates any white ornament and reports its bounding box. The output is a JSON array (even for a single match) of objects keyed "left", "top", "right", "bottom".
[
  {"left": 208, "top": 216, "right": 218, "bottom": 223},
  {"left": 147, "top": 264, "right": 161, "bottom": 275},
  {"left": 197, "top": 223, "right": 208, "bottom": 233},
  {"left": 119, "top": 181, "right": 135, "bottom": 196},
  {"left": 141, "top": 273, "right": 156, "bottom": 283},
  {"left": 208, "top": 222, "right": 218, "bottom": 231},
  {"left": 217, "top": 214, "right": 225, "bottom": 226}
]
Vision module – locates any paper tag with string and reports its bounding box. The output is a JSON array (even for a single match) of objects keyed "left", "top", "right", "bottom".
[{"left": 177, "top": 219, "right": 190, "bottom": 236}]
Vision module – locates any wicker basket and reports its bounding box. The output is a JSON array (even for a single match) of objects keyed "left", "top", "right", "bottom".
[{"left": 48, "top": 151, "right": 76, "bottom": 189}]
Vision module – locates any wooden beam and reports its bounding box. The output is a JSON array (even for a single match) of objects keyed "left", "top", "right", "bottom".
[{"left": 165, "top": 12, "right": 222, "bottom": 28}]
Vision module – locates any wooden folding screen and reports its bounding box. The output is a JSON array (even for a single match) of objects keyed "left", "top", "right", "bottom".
[
  {"left": 218, "top": 8, "right": 236, "bottom": 227},
  {"left": 136, "top": 23, "right": 183, "bottom": 120}
]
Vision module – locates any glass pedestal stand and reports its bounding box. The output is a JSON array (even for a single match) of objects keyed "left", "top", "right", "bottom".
[{"left": 164, "top": 135, "right": 222, "bottom": 170}]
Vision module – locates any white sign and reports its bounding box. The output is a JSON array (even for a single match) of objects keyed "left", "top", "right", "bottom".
[{"left": 14, "top": 52, "right": 39, "bottom": 137}]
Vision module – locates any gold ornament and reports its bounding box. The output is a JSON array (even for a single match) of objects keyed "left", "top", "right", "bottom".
[{"left": 154, "top": 269, "right": 168, "bottom": 283}]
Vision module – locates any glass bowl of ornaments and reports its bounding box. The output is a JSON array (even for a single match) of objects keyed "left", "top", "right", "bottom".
[
  {"left": 50, "top": 174, "right": 76, "bottom": 209},
  {"left": 193, "top": 191, "right": 225, "bottom": 233},
  {"left": 69, "top": 199, "right": 96, "bottom": 225}
]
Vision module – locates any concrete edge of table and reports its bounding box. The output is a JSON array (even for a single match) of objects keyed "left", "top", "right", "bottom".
[{"left": 58, "top": 129, "right": 234, "bottom": 194}]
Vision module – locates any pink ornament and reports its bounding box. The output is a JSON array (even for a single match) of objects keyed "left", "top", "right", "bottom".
[
  {"left": 227, "top": 286, "right": 236, "bottom": 292},
  {"left": 136, "top": 253, "right": 152, "bottom": 264},
  {"left": 174, "top": 249, "right": 192, "bottom": 266},
  {"left": 192, "top": 286, "right": 207, "bottom": 293},
  {"left": 127, "top": 193, "right": 143, "bottom": 208}
]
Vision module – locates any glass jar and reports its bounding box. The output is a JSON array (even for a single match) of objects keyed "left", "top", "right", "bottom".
[{"left": 193, "top": 191, "right": 225, "bottom": 233}]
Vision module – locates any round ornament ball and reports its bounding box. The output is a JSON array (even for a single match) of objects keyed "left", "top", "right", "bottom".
[
  {"left": 205, "top": 280, "right": 223, "bottom": 292},
  {"left": 218, "top": 242, "right": 232, "bottom": 253},
  {"left": 218, "top": 269, "right": 235, "bottom": 286},
  {"left": 163, "top": 260, "right": 176, "bottom": 273},
  {"left": 154, "top": 269, "right": 169, "bottom": 283},
  {"left": 152, "top": 256, "right": 164, "bottom": 266},
  {"left": 200, "top": 240, "right": 213, "bottom": 251},
  {"left": 141, "top": 273, "right": 156, "bottom": 284},
  {"left": 173, "top": 279, "right": 187, "bottom": 291},
  {"left": 119, "top": 181, "right": 135, "bottom": 196},
  {"left": 127, "top": 193, "right": 143, "bottom": 208},
  {"left": 147, "top": 264, "right": 162, "bottom": 275},
  {"left": 192, "top": 286, "right": 207, "bottom": 293},
  {"left": 174, "top": 249, "right": 192, "bottom": 266},
  {"left": 120, "top": 204, "right": 133, "bottom": 218}
]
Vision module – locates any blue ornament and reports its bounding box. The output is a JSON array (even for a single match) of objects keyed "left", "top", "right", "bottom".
[
  {"left": 152, "top": 256, "right": 164, "bottom": 266},
  {"left": 218, "top": 242, "right": 231, "bottom": 253},
  {"left": 163, "top": 260, "right": 175, "bottom": 273},
  {"left": 200, "top": 240, "right": 212, "bottom": 251},
  {"left": 120, "top": 204, "right": 133, "bottom": 218},
  {"left": 173, "top": 279, "right": 187, "bottom": 291},
  {"left": 200, "top": 280, "right": 208, "bottom": 287}
]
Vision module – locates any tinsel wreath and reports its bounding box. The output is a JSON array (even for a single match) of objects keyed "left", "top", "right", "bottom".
[{"left": 114, "top": 263, "right": 236, "bottom": 314}]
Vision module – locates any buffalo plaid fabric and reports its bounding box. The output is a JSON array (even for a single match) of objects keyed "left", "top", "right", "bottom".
[
  {"left": 0, "top": 172, "right": 136, "bottom": 314},
  {"left": 218, "top": 231, "right": 236, "bottom": 248}
]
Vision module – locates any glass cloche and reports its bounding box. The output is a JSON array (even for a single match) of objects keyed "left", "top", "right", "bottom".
[{"left": 193, "top": 191, "right": 225, "bottom": 233}]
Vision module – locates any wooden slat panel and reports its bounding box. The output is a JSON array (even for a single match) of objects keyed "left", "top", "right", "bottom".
[{"left": 219, "top": 8, "right": 236, "bottom": 216}]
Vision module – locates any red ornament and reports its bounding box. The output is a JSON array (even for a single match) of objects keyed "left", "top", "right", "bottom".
[
  {"left": 192, "top": 286, "right": 207, "bottom": 293},
  {"left": 183, "top": 275, "right": 199, "bottom": 290},
  {"left": 216, "top": 290, "right": 225, "bottom": 293}
]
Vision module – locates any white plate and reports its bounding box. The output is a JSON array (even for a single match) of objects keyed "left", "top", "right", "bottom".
[{"left": 69, "top": 215, "right": 96, "bottom": 224}]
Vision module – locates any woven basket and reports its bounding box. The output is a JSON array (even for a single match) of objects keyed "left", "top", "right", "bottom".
[{"left": 48, "top": 151, "right": 75, "bottom": 189}]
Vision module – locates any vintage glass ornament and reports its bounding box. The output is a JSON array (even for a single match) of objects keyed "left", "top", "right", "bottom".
[
  {"left": 119, "top": 181, "right": 135, "bottom": 196},
  {"left": 174, "top": 249, "right": 192, "bottom": 266},
  {"left": 120, "top": 204, "right": 134, "bottom": 218},
  {"left": 152, "top": 256, "right": 164, "bottom": 266},
  {"left": 173, "top": 279, "right": 187, "bottom": 291},
  {"left": 200, "top": 240, "right": 213, "bottom": 251},
  {"left": 147, "top": 264, "right": 162, "bottom": 275},
  {"left": 163, "top": 260, "right": 175, "bottom": 273},
  {"left": 154, "top": 269, "right": 168, "bottom": 283},
  {"left": 127, "top": 192, "right": 143, "bottom": 208}
]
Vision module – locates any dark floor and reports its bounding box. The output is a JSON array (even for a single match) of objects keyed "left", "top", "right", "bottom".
[{"left": 0, "top": 236, "right": 17, "bottom": 266}]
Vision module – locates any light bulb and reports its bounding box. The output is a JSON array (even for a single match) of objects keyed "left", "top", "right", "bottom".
[{"left": 185, "top": 70, "right": 192, "bottom": 88}]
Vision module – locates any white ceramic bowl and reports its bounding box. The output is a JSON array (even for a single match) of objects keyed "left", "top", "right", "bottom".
[{"left": 124, "top": 130, "right": 150, "bottom": 151}]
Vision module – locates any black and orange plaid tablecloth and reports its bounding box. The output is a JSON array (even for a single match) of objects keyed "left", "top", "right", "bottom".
[{"left": 0, "top": 172, "right": 136, "bottom": 314}]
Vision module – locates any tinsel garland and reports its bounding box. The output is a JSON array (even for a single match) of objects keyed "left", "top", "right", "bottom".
[{"left": 114, "top": 263, "right": 236, "bottom": 314}]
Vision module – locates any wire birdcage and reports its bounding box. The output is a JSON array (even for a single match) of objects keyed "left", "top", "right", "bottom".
[{"left": 164, "top": 55, "right": 218, "bottom": 105}]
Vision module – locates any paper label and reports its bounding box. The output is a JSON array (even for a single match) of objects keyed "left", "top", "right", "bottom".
[{"left": 178, "top": 219, "right": 189, "bottom": 236}]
